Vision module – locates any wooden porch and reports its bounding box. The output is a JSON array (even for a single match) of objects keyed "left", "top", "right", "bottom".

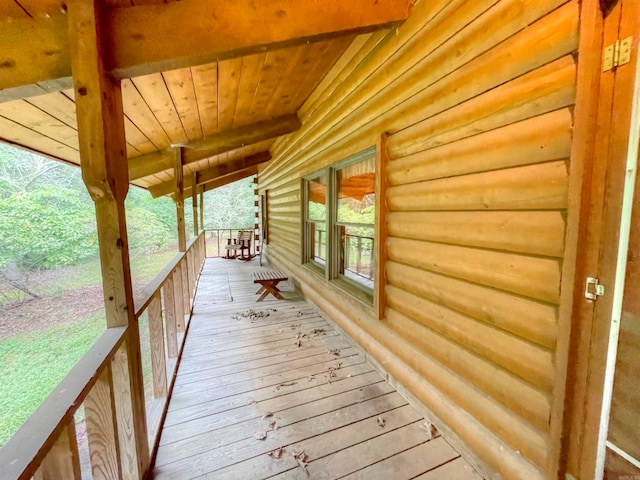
[{"left": 153, "top": 257, "right": 481, "bottom": 479}]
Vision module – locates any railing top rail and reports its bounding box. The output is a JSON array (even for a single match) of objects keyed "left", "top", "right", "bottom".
[
  {"left": 203, "top": 226, "right": 254, "bottom": 232},
  {"left": 134, "top": 231, "right": 204, "bottom": 317},
  {"left": 185, "top": 231, "right": 203, "bottom": 251},
  {"left": 0, "top": 326, "right": 128, "bottom": 480}
]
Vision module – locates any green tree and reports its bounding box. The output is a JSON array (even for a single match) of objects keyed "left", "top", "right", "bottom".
[
  {"left": 202, "top": 177, "right": 256, "bottom": 229},
  {"left": 0, "top": 186, "right": 97, "bottom": 270}
]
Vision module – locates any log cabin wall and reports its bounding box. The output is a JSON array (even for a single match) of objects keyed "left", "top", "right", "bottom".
[{"left": 258, "top": 1, "right": 580, "bottom": 478}]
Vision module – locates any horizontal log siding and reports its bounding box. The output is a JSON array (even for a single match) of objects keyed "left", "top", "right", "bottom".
[{"left": 258, "top": 1, "right": 578, "bottom": 478}]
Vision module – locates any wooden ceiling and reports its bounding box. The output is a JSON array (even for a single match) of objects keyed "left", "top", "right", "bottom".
[{"left": 0, "top": 0, "right": 408, "bottom": 196}]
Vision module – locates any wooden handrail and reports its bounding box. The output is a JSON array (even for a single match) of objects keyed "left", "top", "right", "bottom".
[
  {"left": 0, "top": 326, "right": 127, "bottom": 480},
  {"left": 135, "top": 252, "right": 184, "bottom": 317},
  {"left": 134, "top": 232, "right": 205, "bottom": 317},
  {"left": 0, "top": 231, "right": 208, "bottom": 480}
]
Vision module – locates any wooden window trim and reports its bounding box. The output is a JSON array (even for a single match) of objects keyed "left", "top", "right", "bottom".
[{"left": 302, "top": 145, "right": 382, "bottom": 314}]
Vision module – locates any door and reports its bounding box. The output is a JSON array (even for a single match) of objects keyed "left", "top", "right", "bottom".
[
  {"left": 564, "top": 1, "right": 640, "bottom": 478},
  {"left": 592, "top": 1, "right": 640, "bottom": 476},
  {"left": 604, "top": 162, "right": 640, "bottom": 476}
]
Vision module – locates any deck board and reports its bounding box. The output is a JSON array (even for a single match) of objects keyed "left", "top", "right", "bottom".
[{"left": 153, "top": 257, "right": 482, "bottom": 479}]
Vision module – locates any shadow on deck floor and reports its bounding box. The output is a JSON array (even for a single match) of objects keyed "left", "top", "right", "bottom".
[{"left": 152, "top": 257, "right": 482, "bottom": 480}]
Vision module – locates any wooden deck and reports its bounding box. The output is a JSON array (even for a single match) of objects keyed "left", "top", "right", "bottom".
[{"left": 153, "top": 257, "right": 482, "bottom": 479}]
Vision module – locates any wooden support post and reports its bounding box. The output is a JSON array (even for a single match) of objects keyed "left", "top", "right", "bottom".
[
  {"left": 173, "top": 265, "right": 185, "bottom": 333},
  {"left": 148, "top": 291, "right": 167, "bottom": 399},
  {"left": 34, "top": 422, "right": 81, "bottom": 480},
  {"left": 67, "top": 1, "right": 148, "bottom": 478},
  {"left": 192, "top": 174, "right": 199, "bottom": 235},
  {"left": 163, "top": 277, "right": 178, "bottom": 358},
  {"left": 85, "top": 366, "right": 121, "bottom": 480},
  {"left": 174, "top": 148, "right": 187, "bottom": 252},
  {"left": 199, "top": 186, "right": 204, "bottom": 234},
  {"left": 254, "top": 177, "right": 260, "bottom": 253}
]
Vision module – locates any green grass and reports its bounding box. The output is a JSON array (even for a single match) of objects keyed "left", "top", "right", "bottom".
[
  {"left": 0, "top": 314, "right": 105, "bottom": 445},
  {"left": 0, "top": 247, "right": 180, "bottom": 447}
]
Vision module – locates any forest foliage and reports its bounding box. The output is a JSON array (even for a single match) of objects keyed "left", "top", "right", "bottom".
[{"left": 0, "top": 144, "right": 256, "bottom": 294}]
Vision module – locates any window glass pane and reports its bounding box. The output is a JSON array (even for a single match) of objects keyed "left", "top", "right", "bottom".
[
  {"left": 309, "top": 221, "right": 327, "bottom": 265},
  {"left": 306, "top": 174, "right": 327, "bottom": 270},
  {"left": 337, "top": 157, "right": 375, "bottom": 225},
  {"left": 340, "top": 225, "right": 374, "bottom": 288},
  {"left": 307, "top": 175, "right": 327, "bottom": 222},
  {"left": 336, "top": 156, "right": 375, "bottom": 292}
]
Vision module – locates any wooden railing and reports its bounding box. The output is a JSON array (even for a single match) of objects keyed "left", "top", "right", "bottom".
[
  {"left": 0, "top": 232, "right": 206, "bottom": 480},
  {"left": 204, "top": 227, "right": 257, "bottom": 258}
]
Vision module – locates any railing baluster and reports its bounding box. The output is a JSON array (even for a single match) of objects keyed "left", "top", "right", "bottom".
[
  {"left": 163, "top": 276, "right": 178, "bottom": 358},
  {"left": 110, "top": 340, "right": 140, "bottom": 480},
  {"left": 181, "top": 257, "right": 190, "bottom": 314},
  {"left": 33, "top": 422, "right": 81, "bottom": 480},
  {"left": 85, "top": 365, "right": 122, "bottom": 480},
  {"left": 148, "top": 291, "right": 168, "bottom": 399},
  {"left": 173, "top": 264, "right": 185, "bottom": 333},
  {"left": 189, "top": 248, "right": 196, "bottom": 299}
]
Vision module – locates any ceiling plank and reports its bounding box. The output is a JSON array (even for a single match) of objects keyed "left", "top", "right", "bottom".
[
  {"left": 150, "top": 151, "right": 271, "bottom": 197},
  {"left": 191, "top": 63, "right": 218, "bottom": 136},
  {"left": 131, "top": 73, "right": 187, "bottom": 145},
  {"left": 162, "top": 68, "right": 203, "bottom": 141},
  {"left": 128, "top": 114, "right": 299, "bottom": 180},
  {"left": 216, "top": 57, "right": 243, "bottom": 132},
  {"left": 0, "top": 0, "right": 408, "bottom": 93}
]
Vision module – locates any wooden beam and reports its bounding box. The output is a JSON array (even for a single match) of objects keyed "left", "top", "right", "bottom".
[
  {"left": 127, "top": 115, "right": 298, "bottom": 181},
  {"left": 0, "top": 1, "right": 408, "bottom": 93},
  {"left": 150, "top": 151, "right": 271, "bottom": 197},
  {"left": 0, "top": 15, "right": 71, "bottom": 95},
  {"left": 197, "top": 152, "right": 272, "bottom": 185},
  {"left": 67, "top": 1, "right": 149, "bottom": 478},
  {"left": 106, "top": 0, "right": 408, "bottom": 78},
  {"left": 201, "top": 166, "right": 259, "bottom": 195},
  {"left": 0, "top": 78, "right": 74, "bottom": 104},
  {"left": 128, "top": 151, "right": 172, "bottom": 182}
]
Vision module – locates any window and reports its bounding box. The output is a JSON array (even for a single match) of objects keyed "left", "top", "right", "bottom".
[
  {"left": 304, "top": 173, "right": 327, "bottom": 273},
  {"left": 303, "top": 147, "right": 376, "bottom": 301},
  {"left": 335, "top": 156, "right": 375, "bottom": 291}
]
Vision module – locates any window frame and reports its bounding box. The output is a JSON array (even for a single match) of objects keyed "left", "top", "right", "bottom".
[
  {"left": 302, "top": 146, "right": 377, "bottom": 306},
  {"left": 302, "top": 169, "right": 329, "bottom": 275}
]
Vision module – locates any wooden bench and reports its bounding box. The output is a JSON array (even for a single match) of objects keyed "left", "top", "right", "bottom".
[{"left": 252, "top": 270, "right": 288, "bottom": 302}]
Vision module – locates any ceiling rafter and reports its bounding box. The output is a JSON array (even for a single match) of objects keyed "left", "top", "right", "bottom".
[
  {"left": 150, "top": 151, "right": 271, "bottom": 198},
  {"left": 200, "top": 166, "right": 260, "bottom": 195},
  {"left": 0, "top": 0, "right": 409, "bottom": 98},
  {"left": 128, "top": 114, "right": 299, "bottom": 181}
]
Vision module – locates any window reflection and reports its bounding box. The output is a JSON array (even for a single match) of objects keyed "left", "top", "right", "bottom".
[{"left": 336, "top": 156, "right": 375, "bottom": 290}]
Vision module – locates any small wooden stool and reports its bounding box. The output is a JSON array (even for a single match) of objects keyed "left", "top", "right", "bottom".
[{"left": 252, "top": 270, "right": 288, "bottom": 302}]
